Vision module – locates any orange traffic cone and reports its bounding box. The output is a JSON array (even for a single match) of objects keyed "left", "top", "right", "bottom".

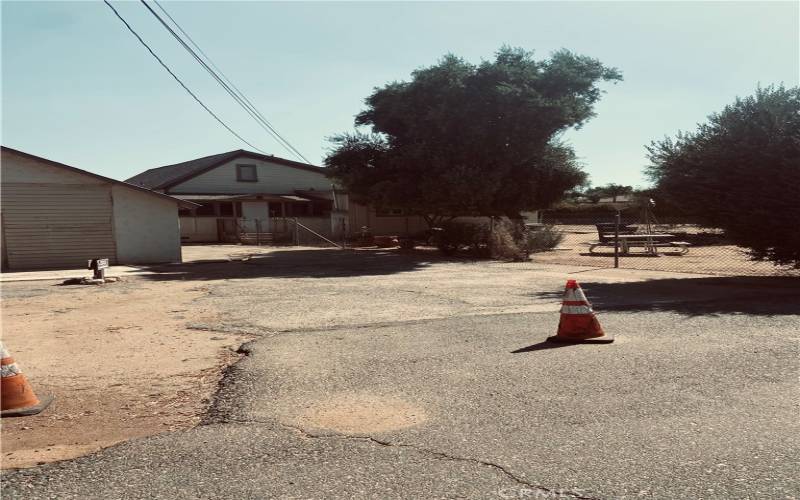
[
  {"left": 546, "top": 279, "right": 613, "bottom": 344},
  {"left": 1, "top": 342, "right": 53, "bottom": 417}
]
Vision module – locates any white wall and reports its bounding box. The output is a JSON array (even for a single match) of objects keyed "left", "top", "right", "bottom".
[
  {"left": 179, "top": 218, "right": 219, "bottom": 242},
  {"left": 112, "top": 185, "right": 182, "bottom": 264},
  {"left": 168, "top": 157, "right": 334, "bottom": 194}
]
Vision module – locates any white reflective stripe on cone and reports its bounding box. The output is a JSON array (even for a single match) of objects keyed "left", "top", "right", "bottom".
[
  {"left": 1, "top": 363, "right": 22, "bottom": 378},
  {"left": 561, "top": 305, "right": 593, "bottom": 315},
  {"left": 563, "top": 288, "right": 578, "bottom": 302},
  {"left": 574, "top": 287, "right": 591, "bottom": 304}
]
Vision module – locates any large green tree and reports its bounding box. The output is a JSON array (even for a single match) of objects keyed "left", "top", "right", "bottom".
[
  {"left": 646, "top": 85, "right": 800, "bottom": 267},
  {"left": 325, "top": 47, "right": 621, "bottom": 227}
]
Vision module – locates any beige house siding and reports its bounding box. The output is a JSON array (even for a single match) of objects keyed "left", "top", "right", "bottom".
[
  {"left": 179, "top": 217, "right": 219, "bottom": 242},
  {"left": 168, "top": 158, "right": 333, "bottom": 194}
]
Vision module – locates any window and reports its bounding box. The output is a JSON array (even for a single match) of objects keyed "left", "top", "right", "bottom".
[
  {"left": 268, "top": 202, "right": 284, "bottom": 217},
  {"left": 236, "top": 164, "right": 258, "bottom": 182}
]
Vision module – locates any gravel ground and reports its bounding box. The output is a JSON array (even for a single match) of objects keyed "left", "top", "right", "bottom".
[{"left": 2, "top": 246, "right": 798, "bottom": 498}]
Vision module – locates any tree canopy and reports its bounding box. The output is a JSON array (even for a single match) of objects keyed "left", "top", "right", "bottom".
[
  {"left": 646, "top": 85, "right": 800, "bottom": 267},
  {"left": 325, "top": 47, "right": 621, "bottom": 226},
  {"left": 582, "top": 183, "right": 634, "bottom": 203}
]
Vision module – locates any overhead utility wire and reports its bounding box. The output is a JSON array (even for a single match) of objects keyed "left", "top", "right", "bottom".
[
  {"left": 151, "top": 0, "right": 310, "bottom": 164},
  {"left": 102, "top": 0, "right": 268, "bottom": 154},
  {"left": 142, "top": 0, "right": 312, "bottom": 164}
]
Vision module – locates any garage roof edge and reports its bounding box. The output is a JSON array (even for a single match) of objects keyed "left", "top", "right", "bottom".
[{"left": 1, "top": 146, "right": 199, "bottom": 209}]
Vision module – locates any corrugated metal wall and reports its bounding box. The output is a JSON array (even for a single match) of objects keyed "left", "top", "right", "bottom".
[{"left": 1, "top": 183, "right": 116, "bottom": 270}]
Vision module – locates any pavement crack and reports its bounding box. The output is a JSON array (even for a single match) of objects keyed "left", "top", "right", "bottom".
[
  {"left": 186, "top": 322, "right": 274, "bottom": 336},
  {"left": 271, "top": 309, "right": 558, "bottom": 335},
  {"left": 277, "top": 422, "right": 601, "bottom": 500}
]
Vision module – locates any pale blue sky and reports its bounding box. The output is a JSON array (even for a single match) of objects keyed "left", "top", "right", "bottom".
[{"left": 2, "top": 1, "right": 798, "bottom": 186}]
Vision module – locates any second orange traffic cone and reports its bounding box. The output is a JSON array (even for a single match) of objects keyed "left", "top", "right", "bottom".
[
  {"left": 546, "top": 279, "right": 613, "bottom": 344},
  {"left": 1, "top": 341, "right": 53, "bottom": 417}
]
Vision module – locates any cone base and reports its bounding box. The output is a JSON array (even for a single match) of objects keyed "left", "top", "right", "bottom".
[
  {"left": 1, "top": 395, "right": 54, "bottom": 418},
  {"left": 546, "top": 334, "right": 614, "bottom": 344}
]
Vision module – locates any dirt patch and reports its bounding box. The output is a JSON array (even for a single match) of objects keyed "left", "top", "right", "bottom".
[
  {"left": 295, "top": 393, "right": 427, "bottom": 434},
  {"left": 0, "top": 278, "right": 249, "bottom": 469}
]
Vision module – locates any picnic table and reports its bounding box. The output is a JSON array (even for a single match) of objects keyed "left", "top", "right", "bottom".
[
  {"left": 589, "top": 225, "right": 690, "bottom": 255},
  {"left": 616, "top": 234, "right": 676, "bottom": 254}
]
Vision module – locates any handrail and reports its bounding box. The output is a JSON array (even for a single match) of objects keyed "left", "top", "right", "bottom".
[
  {"left": 292, "top": 218, "right": 342, "bottom": 248},
  {"left": 236, "top": 216, "right": 343, "bottom": 248}
]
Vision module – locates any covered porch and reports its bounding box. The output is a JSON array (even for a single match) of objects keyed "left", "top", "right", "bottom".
[{"left": 175, "top": 193, "right": 340, "bottom": 243}]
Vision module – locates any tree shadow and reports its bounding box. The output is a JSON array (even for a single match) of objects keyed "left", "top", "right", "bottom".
[
  {"left": 529, "top": 276, "right": 800, "bottom": 316},
  {"left": 136, "top": 249, "right": 451, "bottom": 281}
]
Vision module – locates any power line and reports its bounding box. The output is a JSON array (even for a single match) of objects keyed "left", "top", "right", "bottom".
[
  {"left": 102, "top": 0, "right": 268, "bottom": 154},
  {"left": 142, "top": 0, "right": 312, "bottom": 164},
  {"left": 151, "top": 0, "right": 310, "bottom": 164}
]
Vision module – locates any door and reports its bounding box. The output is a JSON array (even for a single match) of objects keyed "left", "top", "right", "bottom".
[
  {"left": 240, "top": 201, "right": 269, "bottom": 232},
  {"left": 1, "top": 184, "right": 116, "bottom": 270}
]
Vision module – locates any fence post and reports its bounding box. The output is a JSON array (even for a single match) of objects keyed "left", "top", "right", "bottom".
[
  {"left": 294, "top": 217, "right": 299, "bottom": 246},
  {"left": 614, "top": 211, "right": 620, "bottom": 269}
]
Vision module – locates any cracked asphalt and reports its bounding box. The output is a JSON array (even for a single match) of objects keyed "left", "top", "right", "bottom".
[{"left": 2, "top": 249, "right": 799, "bottom": 499}]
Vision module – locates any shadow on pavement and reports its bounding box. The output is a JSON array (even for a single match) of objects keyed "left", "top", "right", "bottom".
[
  {"left": 511, "top": 341, "right": 575, "bottom": 353},
  {"left": 137, "top": 249, "right": 452, "bottom": 281},
  {"left": 530, "top": 276, "right": 800, "bottom": 316}
]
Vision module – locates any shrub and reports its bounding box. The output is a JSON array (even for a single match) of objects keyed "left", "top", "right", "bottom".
[
  {"left": 434, "top": 218, "right": 564, "bottom": 260},
  {"left": 398, "top": 237, "right": 416, "bottom": 250},
  {"left": 525, "top": 225, "right": 564, "bottom": 253},
  {"left": 437, "top": 221, "right": 490, "bottom": 256},
  {"left": 489, "top": 220, "right": 527, "bottom": 261}
]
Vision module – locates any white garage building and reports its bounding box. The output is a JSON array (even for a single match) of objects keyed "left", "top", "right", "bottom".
[{"left": 1, "top": 146, "right": 192, "bottom": 270}]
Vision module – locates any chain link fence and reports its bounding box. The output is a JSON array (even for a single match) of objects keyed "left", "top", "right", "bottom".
[{"left": 528, "top": 209, "right": 800, "bottom": 277}]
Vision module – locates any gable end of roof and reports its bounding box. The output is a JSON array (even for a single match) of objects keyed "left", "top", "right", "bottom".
[{"left": 125, "top": 150, "right": 329, "bottom": 191}]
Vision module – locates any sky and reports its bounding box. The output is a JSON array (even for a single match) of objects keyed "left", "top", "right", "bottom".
[{"left": 2, "top": 1, "right": 798, "bottom": 187}]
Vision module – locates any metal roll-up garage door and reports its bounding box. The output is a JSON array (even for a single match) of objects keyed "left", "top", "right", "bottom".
[{"left": 1, "top": 183, "right": 116, "bottom": 270}]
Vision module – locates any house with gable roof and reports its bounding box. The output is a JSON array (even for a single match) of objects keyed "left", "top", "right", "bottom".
[{"left": 127, "top": 150, "right": 429, "bottom": 244}]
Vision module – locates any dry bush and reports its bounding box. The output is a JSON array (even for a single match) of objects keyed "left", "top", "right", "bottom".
[
  {"left": 489, "top": 220, "right": 527, "bottom": 261},
  {"left": 526, "top": 225, "right": 564, "bottom": 253}
]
